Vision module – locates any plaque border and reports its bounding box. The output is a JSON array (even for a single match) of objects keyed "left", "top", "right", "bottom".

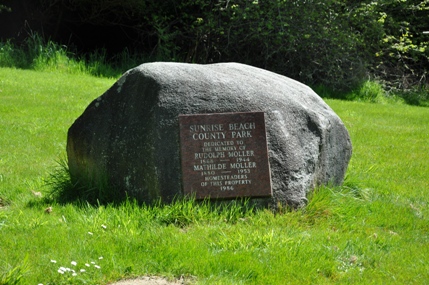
[{"left": 178, "top": 111, "right": 273, "bottom": 200}]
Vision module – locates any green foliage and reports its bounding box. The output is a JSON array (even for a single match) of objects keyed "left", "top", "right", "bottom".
[
  {"left": 314, "top": 79, "right": 428, "bottom": 106},
  {"left": 181, "top": 0, "right": 368, "bottom": 90},
  {"left": 31, "top": 0, "right": 369, "bottom": 90},
  {"left": 348, "top": 0, "right": 429, "bottom": 91},
  {"left": 0, "top": 40, "right": 28, "bottom": 68},
  {"left": 349, "top": 80, "right": 386, "bottom": 102},
  {"left": 399, "top": 87, "right": 429, "bottom": 106},
  {"left": 0, "top": 1, "right": 11, "bottom": 13},
  {"left": 0, "top": 33, "right": 142, "bottom": 78},
  {"left": 47, "top": 158, "right": 120, "bottom": 205},
  {"left": 4, "top": 0, "right": 429, "bottom": 92},
  {"left": 0, "top": 257, "right": 29, "bottom": 285},
  {"left": 148, "top": 198, "right": 255, "bottom": 227},
  {"left": 45, "top": 159, "right": 116, "bottom": 205}
]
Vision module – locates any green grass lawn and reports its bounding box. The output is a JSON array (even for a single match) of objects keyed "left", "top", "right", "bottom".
[{"left": 1, "top": 67, "right": 428, "bottom": 285}]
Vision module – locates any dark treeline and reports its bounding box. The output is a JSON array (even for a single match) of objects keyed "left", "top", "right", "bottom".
[{"left": 1, "top": 0, "right": 428, "bottom": 92}]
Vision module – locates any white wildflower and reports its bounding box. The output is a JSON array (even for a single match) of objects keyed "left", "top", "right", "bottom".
[
  {"left": 88, "top": 232, "right": 93, "bottom": 235},
  {"left": 85, "top": 263, "right": 90, "bottom": 267},
  {"left": 101, "top": 224, "right": 107, "bottom": 229},
  {"left": 99, "top": 256, "right": 103, "bottom": 260},
  {"left": 94, "top": 265, "right": 101, "bottom": 269},
  {"left": 50, "top": 260, "right": 57, "bottom": 263},
  {"left": 71, "top": 261, "right": 77, "bottom": 266},
  {"left": 80, "top": 269, "right": 86, "bottom": 273}
]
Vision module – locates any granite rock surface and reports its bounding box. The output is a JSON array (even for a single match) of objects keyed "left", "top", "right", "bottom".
[{"left": 67, "top": 62, "right": 352, "bottom": 208}]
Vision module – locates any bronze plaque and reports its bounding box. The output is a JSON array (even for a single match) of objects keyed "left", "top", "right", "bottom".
[{"left": 179, "top": 112, "right": 272, "bottom": 199}]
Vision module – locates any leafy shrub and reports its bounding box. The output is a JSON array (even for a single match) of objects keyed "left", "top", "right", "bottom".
[
  {"left": 349, "top": 1, "right": 429, "bottom": 91},
  {"left": 3, "top": 0, "right": 429, "bottom": 93}
]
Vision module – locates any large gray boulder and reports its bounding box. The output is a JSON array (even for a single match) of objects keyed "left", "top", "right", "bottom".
[{"left": 67, "top": 62, "right": 352, "bottom": 208}]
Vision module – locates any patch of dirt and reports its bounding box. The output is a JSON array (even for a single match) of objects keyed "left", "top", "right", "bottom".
[{"left": 109, "top": 276, "right": 189, "bottom": 285}]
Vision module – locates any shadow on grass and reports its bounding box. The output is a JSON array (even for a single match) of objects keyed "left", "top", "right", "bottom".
[
  {"left": 25, "top": 159, "right": 264, "bottom": 227},
  {"left": 313, "top": 81, "right": 429, "bottom": 107},
  {"left": 29, "top": 159, "right": 369, "bottom": 227}
]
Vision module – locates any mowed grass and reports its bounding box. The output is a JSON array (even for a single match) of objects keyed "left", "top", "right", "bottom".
[
  {"left": 0, "top": 68, "right": 115, "bottom": 203},
  {"left": 1, "top": 67, "right": 429, "bottom": 284}
]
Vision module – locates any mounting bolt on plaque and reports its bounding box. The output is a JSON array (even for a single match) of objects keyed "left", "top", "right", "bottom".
[{"left": 179, "top": 112, "right": 273, "bottom": 199}]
